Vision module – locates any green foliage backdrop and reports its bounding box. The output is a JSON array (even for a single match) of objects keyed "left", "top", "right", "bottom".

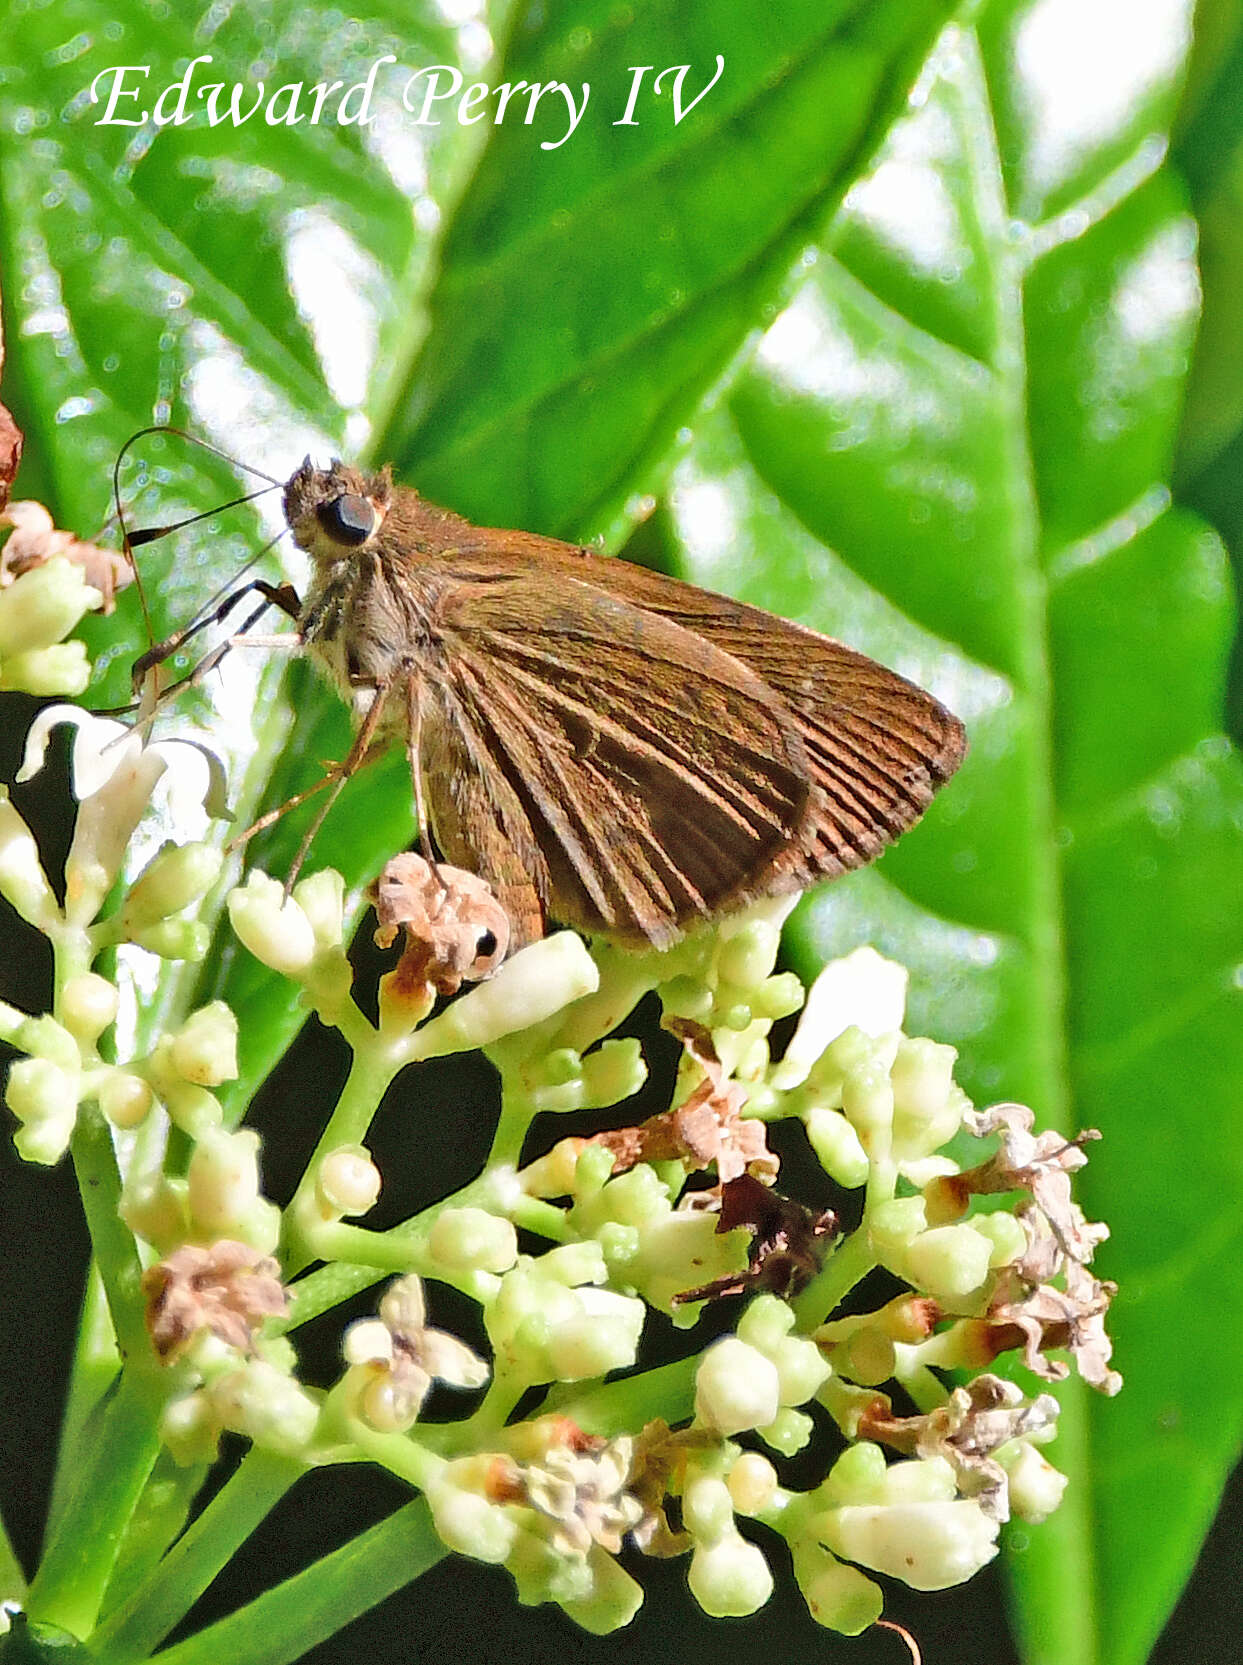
[{"left": 1, "top": 1, "right": 1241, "bottom": 1661}]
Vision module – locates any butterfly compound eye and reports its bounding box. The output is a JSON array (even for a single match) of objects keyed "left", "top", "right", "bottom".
[{"left": 317, "top": 493, "right": 377, "bottom": 547}]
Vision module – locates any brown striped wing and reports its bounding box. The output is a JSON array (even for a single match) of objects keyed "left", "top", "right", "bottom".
[
  {"left": 418, "top": 571, "right": 812, "bottom": 947},
  {"left": 547, "top": 552, "right": 967, "bottom": 891}
]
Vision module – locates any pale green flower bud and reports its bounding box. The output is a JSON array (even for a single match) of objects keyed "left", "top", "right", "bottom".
[
  {"left": 790, "top": 1541, "right": 882, "bottom": 1635},
  {"left": 625, "top": 1209, "right": 748, "bottom": 1316},
  {"left": 64, "top": 747, "right": 168, "bottom": 926},
  {"left": 0, "top": 558, "right": 100, "bottom": 656},
  {"left": 120, "top": 1173, "right": 188, "bottom": 1249},
  {"left": 122, "top": 841, "right": 223, "bottom": 930},
  {"left": 543, "top": 1286, "right": 645, "bottom": 1380},
  {"left": 227, "top": 872, "right": 317, "bottom": 976},
  {"left": 0, "top": 790, "right": 59, "bottom": 931},
  {"left": 160, "top": 1390, "right": 221, "bottom": 1466},
  {"left": 727, "top": 1452, "right": 778, "bottom": 1515},
  {"left": 772, "top": 1334, "right": 831, "bottom": 1406},
  {"left": 130, "top": 918, "right": 211, "bottom": 961},
  {"left": 1000, "top": 1441, "right": 1068, "bottom": 1524},
  {"left": 968, "top": 1209, "right": 1028, "bottom": 1268},
  {"left": 560, "top": 1549, "right": 643, "bottom": 1635},
  {"left": 7, "top": 1057, "right": 79, "bottom": 1164},
  {"left": 429, "top": 1207, "right": 518, "bottom": 1275},
  {"left": 695, "top": 1337, "right": 780, "bottom": 1435},
  {"left": 317, "top": 1146, "right": 382, "bottom": 1218},
  {"left": 751, "top": 971, "right": 804, "bottom": 1021},
  {"left": 806, "top": 1107, "right": 869, "bottom": 1188},
  {"left": 758, "top": 1407, "right": 814, "bottom": 1456},
  {"left": 427, "top": 1468, "right": 518, "bottom": 1563},
  {"left": 98, "top": 1069, "right": 154, "bottom": 1130},
  {"left": 869, "top": 1197, "right": 928, "bottom": 1260},
  {"left": 171, "top": 1003, "right": 239, "bottom": 1087},
  {"left": 573, "top": 1163, "right": 670, "bottom": 1235},
  {"left": 19, "top": 1014, "right": 79, "bottom": 1069},
  {"left": 0, "top": 642, "right": 91, "bottom": 696},
  {"left": 891, "top": 1038, "right": 962, "bottom": 1158},
  {"left": 825, "top": 1440, "right": 888, "bottom": 1501},
  {"left": 683, "top": 1474, "right": 734, "bottom": 1541},
  {"left": 60, "top": 974, "right": 118, "bottom": 1044},
  {"left": 207, "top": 1360, "right": 320, "bottom": 1456},
  {"left": 904, "top": 1224, "right": 994, "bottom": 1298},
  {"left": 716, "top": 918, "right": 781, "bottom": 988},
  {"left": 688, "top": 1535, "right": 773, "bottom": 1617},
  {"left": 419, "top": 933, "right": 599, "bottom": 1055},
  {"left": 737, "top": 1292, "right": 794, "bottom": 1354},
  {"left": 774, "top": 949, "right": 908, "bottom": 1091},
  {"left": 819, "top": 1495, "right": 999, "bottom": 1591},
  {"left": 292, "top": 868, "right": 345, "bottom": 951},
  {"left": 186, "top": 1128, "right": 274, "bottom": 1244},
  {"left": 841, "top": 1059, "right": 894, "bottom": 1143}
]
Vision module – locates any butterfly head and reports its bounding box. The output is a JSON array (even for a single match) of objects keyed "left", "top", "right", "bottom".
[{"left": 283, "top": 458, "right": 394, "bottom": 566}]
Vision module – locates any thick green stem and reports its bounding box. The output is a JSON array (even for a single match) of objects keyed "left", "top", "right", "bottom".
[
  {"left": 90, "top": 1449, "right": 303, "bottom": 1664},
  {"left": 142, "top": 1499, "right": 444, "bottom": 1665},
  {"left": 283, "top": 1045, "right": 402, "bottom": 1272},
  {"left": 790, "top": 1227, "right": 877, "bottom": 1331},
  {"left": 24, "top": 1374, "right": 160, "bottom": 1640},
  {"left": 45, "top": 1267, "right": 120, "bottom": 1541}
]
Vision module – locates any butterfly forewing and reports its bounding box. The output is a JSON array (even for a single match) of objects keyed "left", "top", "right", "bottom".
[{"left": 421, "top": 572, "right": 812, "bottom": 946}]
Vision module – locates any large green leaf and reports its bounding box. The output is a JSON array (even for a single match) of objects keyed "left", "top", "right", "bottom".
[
  {"left": 652, "top": 9, "right": 1242, "bottom": 1664},
  {"left": 1, "top": 1, "right": 1238, "bottom": 1662}
]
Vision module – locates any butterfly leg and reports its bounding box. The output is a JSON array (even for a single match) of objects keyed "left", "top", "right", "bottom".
[{"left": 131, "top": 578, "right": 301, "bottom": 691}]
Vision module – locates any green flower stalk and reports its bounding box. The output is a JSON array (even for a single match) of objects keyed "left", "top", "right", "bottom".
[{"left": 0, "top": 682, "right": 1120, "bottom": 1658}]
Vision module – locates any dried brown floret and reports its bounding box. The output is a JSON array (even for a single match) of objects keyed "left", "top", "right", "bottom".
[
  {"left": 142, "top": 1240, "right": 288, "bottom": 1362},
  {"left": 372, "top": 851, "right": 509, "bottom": 1001}
]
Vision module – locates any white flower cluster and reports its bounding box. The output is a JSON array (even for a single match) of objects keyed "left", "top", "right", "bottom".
[{"left": 0, "top": 702, "right": 1118, "bottom": 1648}]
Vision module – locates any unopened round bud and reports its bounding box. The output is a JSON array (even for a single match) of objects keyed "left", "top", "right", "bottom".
[
  {"left": 429, "top": 1207, "right": 518, "bottom": 1274},
  {"left": 968, "top": 1210, "right": 1028, "bottom": 1268},
  {"left": 171, "top": 1003, "right": 239, "bottom": 1086},
  {"left": 60, "top": 973, "right": 118, "bottom": 1043},
  {"left": 695, "top": 1337, "right": 780, "bottom": 1436},
  {"left": 728, "top": 1452, "right": 778, "bottom": 1515},
  {"left": 318, "top": 1147, "right": 382, "bottom": 1217},
  {"left": 226, "top": 873, "right": 317, "bottom": 976},
  {"left": 688, "top": 1536, "right": 773, "bottom": 1617},
  {"left": 683, "top": 1474, "right": 735, "bottom": 1542},
  {"left": 771, "top": 1334, "right": 832, "bottom": 1406},
  {"left": 98, "top": 1069, "right": 154, "bottom": 1130},
  {"left": 544, "top": 1288, "right": 645, "bottom": 1380}
]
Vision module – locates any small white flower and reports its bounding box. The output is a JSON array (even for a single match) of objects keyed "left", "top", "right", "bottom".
[
  {"left": 342, "top": 1274, "right": 489, "bottom": 1431},
  {"left": 17, "top": 708, "right": 229, "bottom": 926},
  {"left": 773, "top": 948, "right": 908, "bottom": 1091}
]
